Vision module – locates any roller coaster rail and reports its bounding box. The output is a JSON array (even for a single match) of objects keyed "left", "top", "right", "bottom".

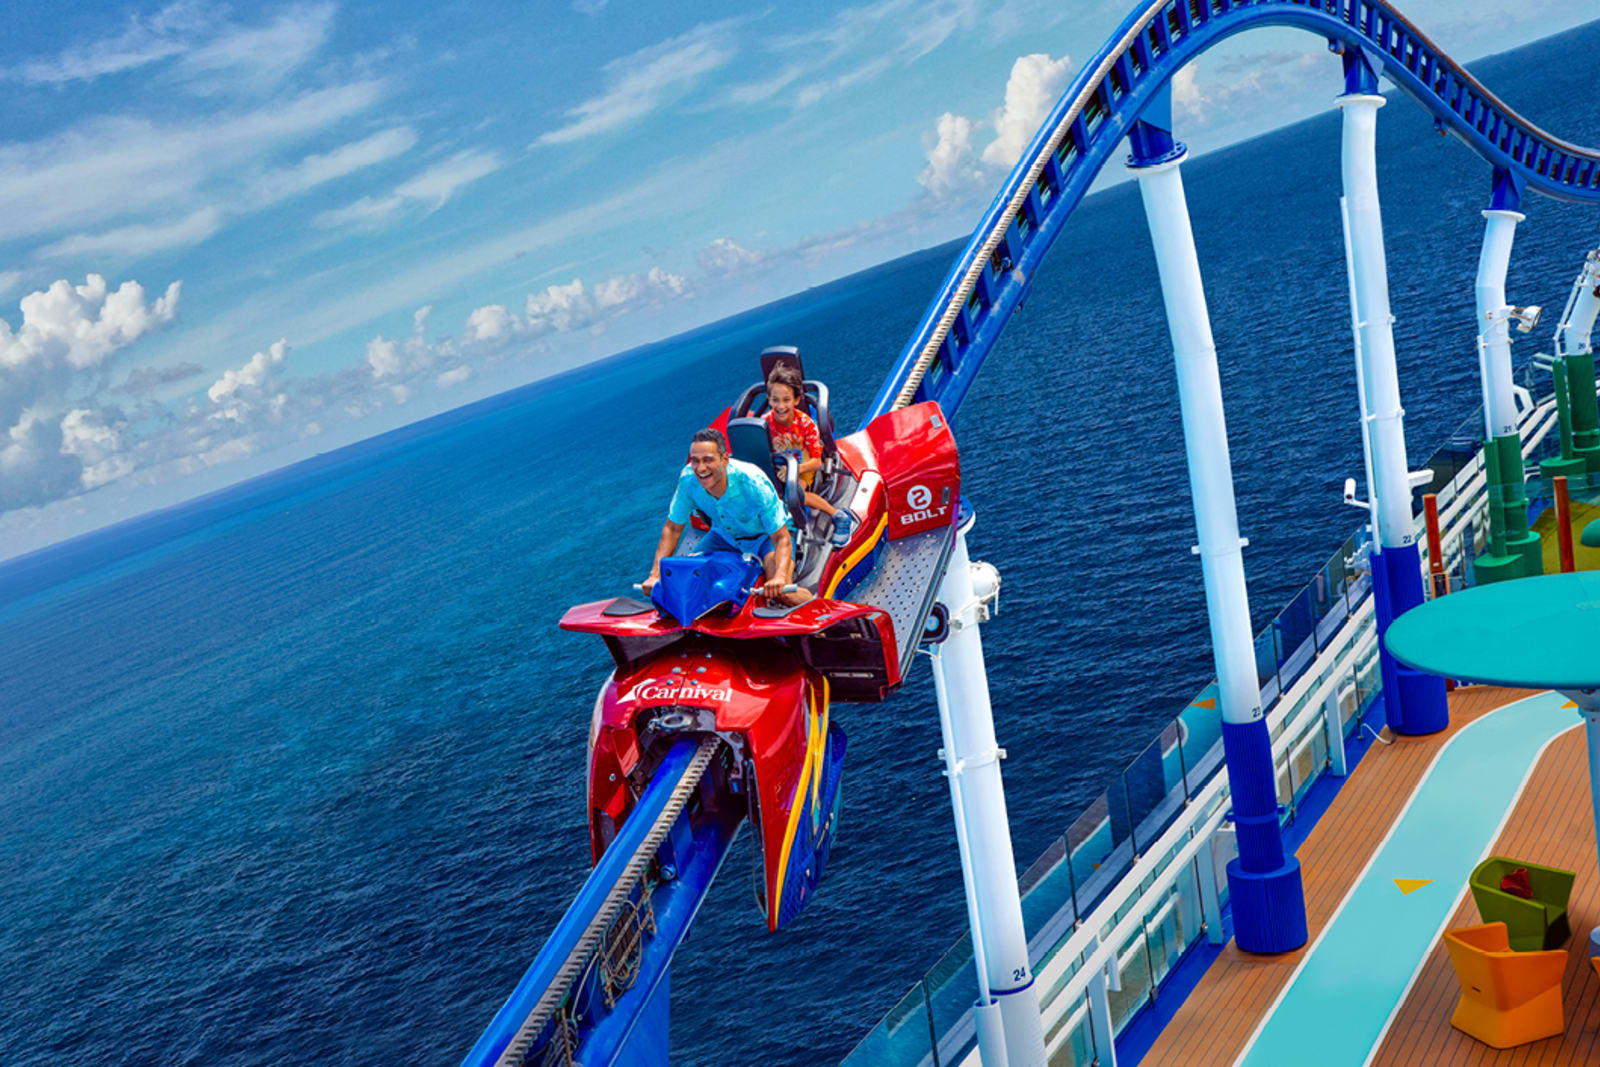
[
  {"left": 867, "top": 0, "right": 1600, "bottom": 428},
  {"left": 470, "top": 2, "right": 1600, "bottom": 1063}
]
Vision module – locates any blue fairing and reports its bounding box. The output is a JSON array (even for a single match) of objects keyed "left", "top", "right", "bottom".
[{"left": 651, "top": 549, "right": 763, "bottom": 624}]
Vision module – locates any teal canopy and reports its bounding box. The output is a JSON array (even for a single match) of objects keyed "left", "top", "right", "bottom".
[{"left": 1384, "top": 572, "right": 1600, "bottom": 691}]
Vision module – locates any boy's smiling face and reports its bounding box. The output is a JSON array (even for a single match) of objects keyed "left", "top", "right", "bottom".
[{"left": 767, "top": 383, "right": 798, "bottom": 423}]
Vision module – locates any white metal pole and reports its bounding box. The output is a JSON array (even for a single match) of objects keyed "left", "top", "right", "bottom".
[
  {"left": 1340, "top": 196, "right": 1380, "bottom": 536},
  {"left": 1133, "top": 158, "right": 1260, "bottom": 726},
  {"left": 1476, "top": 209, "right": 1525, "bottom": 438},
  {"left": 930, "top": 524, "right": 1045, "bottom": 1067},
  {"left": 1337, "top": 94, "right": 1416, "bottom": 552},
  {"left": 1557, "top": 251, "right": 1600, "bottom": 358}
]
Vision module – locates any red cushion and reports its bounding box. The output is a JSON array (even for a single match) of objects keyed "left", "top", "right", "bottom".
[{"left": 1500, "top": 867, "right": 1534, "bottom": 900}]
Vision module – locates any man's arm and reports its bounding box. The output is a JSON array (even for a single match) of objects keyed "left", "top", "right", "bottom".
[
  {"left": 761, "top": 526, "right": 794, "bottom": 598},
  {"left": 642, "top": 520, "right": 685, "bottom": 592}
]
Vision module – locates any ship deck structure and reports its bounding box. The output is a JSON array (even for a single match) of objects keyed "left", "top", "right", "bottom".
[{"left": 465, "top": 1, "right": 1600, "bottom": 1064}]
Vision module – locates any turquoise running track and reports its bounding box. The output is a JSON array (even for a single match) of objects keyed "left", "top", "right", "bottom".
[{"left": 1238, "top": 691, "right": 1577, "bottom": 1067}]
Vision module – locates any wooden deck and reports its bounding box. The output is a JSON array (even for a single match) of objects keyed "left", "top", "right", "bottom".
[
  {"left": 1371, "top": 719, "right": 1600, "bottom": 1066},
  {"left": 1141, "top": 685, "right": 1541, "bottom": 1067}
]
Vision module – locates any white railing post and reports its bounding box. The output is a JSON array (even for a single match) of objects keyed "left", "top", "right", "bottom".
[
  {"left": 1323, "top": 687, "right": 1349, "bottom": 777},
  {"left": 1085, "top": 936, "right": 1118, "bottom": 1067}
]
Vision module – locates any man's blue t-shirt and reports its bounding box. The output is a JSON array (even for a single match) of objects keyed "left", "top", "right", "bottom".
[{"left": 668, "top": 458, "right": 789, "bottom": 542}]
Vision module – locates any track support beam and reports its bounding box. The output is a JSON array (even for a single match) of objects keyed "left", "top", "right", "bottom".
[
  {"left": 931, "top": 519, "right": 1045, "bottom": 1067},
  {"left": 1337, "top": 90, "right": 1449, "bottom": 736},
  {"left": 1131, "top": 140, "right": 1306, "bottom": 954}
]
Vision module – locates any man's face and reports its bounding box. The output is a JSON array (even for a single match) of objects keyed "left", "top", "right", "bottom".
[{"left": 688, "top": 440, "right": 726, "bottom": 486}]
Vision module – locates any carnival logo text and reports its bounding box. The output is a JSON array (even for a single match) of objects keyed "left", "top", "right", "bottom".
[{"left": 634, "top": 681, "right": 732, "bottom": 703}]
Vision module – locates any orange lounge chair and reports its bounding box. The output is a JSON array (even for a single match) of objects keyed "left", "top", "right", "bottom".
[{"left": 1443, "top": 923, "right": 1565, "bottom": 1048}]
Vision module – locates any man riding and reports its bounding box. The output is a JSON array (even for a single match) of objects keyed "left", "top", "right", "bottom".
[{"left": 642, "top": 427, "right": 810, "bottom": 605}]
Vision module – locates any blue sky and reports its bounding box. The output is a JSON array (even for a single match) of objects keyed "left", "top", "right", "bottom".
[{"left": 0, "top": 0, "right": 1585, "bottom": 560}]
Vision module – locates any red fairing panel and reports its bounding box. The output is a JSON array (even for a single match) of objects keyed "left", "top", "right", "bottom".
[
  {"left": 863, "top": 401, "right": 960, "bottom": 539},
  {"left": 586, "top": 643, "right": 809, "bottom": 861}
]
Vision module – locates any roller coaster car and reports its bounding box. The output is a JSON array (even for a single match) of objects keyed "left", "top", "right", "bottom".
[{"left": 560, "top": 351, "right": 960, "bottom": 931}]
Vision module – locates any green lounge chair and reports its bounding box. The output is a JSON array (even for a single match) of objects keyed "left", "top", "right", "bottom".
[{"left": 1470, "top": 857, "right": 1575, "bottom": 951}]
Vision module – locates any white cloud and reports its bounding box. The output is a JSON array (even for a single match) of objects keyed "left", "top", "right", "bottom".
[
  {"left": 7, "top": 1, "right": 207, "bottom": 85},
  {"left": 462, "top": 266, "right": 693, "bottom": 347},
  {"left": 60, "top": 408, "right": 135, "bottom": 490},
  {"left": 699, "top": 237, "right": 763, "bottom": 275},
  {"left": 729, "top": 0, "right": 979, "bottom": 110},
  {"left": 178, "top": 3, "right": 335, "bottom": 94},
  {"left": 39, "top": 206, "right": 223, "bottom": 260},
  {"left": 981, "top": 53, "right": 1072, "bottom": 167},
  {"left": 254, "top": 126, "right": 418, "bottom": 203},
  {"left": 435, "top": 365, "right": 473, "bottom": 388},
  {"left": 315, "top": 148, "right": 501, "bottom": 228},
  {"left": 537, "top": 21, "right": 737, "bottom": 145},
  {"left": 0, "top": 275, "right": 181, "bottom": 375},
  {"left": 0, "top": 274, "right": 180, "bottom": 511},
  {"left": 365, "top": 336, "right": 402, "bottom": 379},
  {"left": 0, "top": 271, "right": 21, "bottom": 299},
  {"left": 919, "top": 112, "right": 982, "bottom": 198},
  {"left": 466, "top": 303, "right": 512, "bottom": 341},
  {"left": 8, "top": 2, "right": 334, "bottom": 94},
  {"left": 0, "top": 81, "right": 383, "bottom": 244},
  {"left": 208, "top": 339, "right": 288, "bottom": 403},
  {"left": 392, "top": 149, "right": 502, "bottom": 208}
]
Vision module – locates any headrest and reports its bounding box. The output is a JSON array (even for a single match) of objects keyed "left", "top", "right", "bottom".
[
  {"left": 725, "top": 416, "right": 773, "bottom": 471},
  {"left": 760, "top": 345, "right": 803, "bottom": 382}
]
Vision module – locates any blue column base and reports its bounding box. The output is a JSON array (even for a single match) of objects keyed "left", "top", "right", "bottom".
[
  {"left": 1371, "top": 543, "right": 1449, "bottom": 736},
  {"left": 1226, "top": 856, "right": 1308, "bottom": 954}
]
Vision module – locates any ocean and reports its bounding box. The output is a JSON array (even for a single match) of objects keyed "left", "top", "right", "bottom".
[{"left": 4, "top": 21, "right": 1598, "bottom": 1065}]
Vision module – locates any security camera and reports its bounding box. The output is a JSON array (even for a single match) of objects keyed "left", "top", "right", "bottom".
[
  {"left": 1511, "top": 304, "right": 1543, "bottom": 333},
  {"left": 1344, "top": 477, "right": 1357, "bottom": 504}
]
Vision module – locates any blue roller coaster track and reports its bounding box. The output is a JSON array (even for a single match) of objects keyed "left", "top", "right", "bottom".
[
  {"left": 866, "top": 0, "right": 1600, "bottom": 427},
  {"left": 467, "top": 2, "right": 1600, "bottom": 1063}
]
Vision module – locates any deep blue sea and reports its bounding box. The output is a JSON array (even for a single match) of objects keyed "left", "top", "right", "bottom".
[{"left": 4, "top": 23, "right": 1599, "bottom": 1066}]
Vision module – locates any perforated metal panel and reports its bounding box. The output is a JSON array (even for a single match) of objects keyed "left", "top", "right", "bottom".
[{"left": 849, "top": 524, "right": 954, "bottom": 676}]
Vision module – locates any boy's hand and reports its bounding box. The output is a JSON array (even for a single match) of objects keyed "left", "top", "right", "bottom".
[
  {"left": 761, "top": 574, "right": 786, "bottom": 599},
  {"left": 641, "top": 574, "right": 659, "bottom": 593}
]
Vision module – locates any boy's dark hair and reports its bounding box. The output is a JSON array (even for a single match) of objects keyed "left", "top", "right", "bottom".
[
  {"left": 691, "top": 427, "right": 728, "bottom": 455},
  {"left": 765, "top": 363, "right": 807, "bottom": 408}
]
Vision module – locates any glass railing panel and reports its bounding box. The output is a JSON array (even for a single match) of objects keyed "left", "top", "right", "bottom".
[
  {"left": 1046, "top": 1002, "right": 1096, "bottom": 1067},
  {"left": 841, "top": 980, "right": 936, "bottom": 1066},
  {"left": 921, "top": 934, "right": 978, "bottom": 1064},
  {"left": 1121, "top": 723, "right": 1188, "bottom": 854},
  {"left": 1104, "top": 933, "right": 1153, "bottom": 1031},
  {"left": 1064, "top": 789, "right": 1129, "bottom": 916}
]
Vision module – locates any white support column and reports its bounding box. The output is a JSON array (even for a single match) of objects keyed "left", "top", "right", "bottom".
[
  {"left": 931, "top": 523, "right": 1045, "bottom": 1067},
  {"left": 1476, "top": 209, "right": 1525, "bottom": 438},
  {"left": 1133, "top": 156, "right": 1261, "bottom": 727},
  {"left": 1337, "top": 94, "right": 1416, "bottom": 552},
  {"left": 1557, "top": 251, "right": 1600, "bottom": 357}
]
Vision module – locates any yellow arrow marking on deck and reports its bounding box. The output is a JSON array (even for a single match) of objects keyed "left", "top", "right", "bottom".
[
  {"left": 1394, "top": 879, "right": 1433, "bottom": 896},
  {"left": 1563, "top": 700, "right": 1579, "bottom": 709},
  {"left": 1191, "top": 697, "right": 1216, "bottom": 709}
]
